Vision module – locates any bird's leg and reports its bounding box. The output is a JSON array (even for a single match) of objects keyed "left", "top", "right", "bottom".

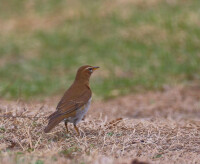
[
  {"left": 73, "top": 124, "right": 80, "bottom": 136},
  {"left": 82, "top": 115, "right": 86, "bottom": 121},
  {"left": 64, "top": 120, "right": 69, "bottom": 133}
]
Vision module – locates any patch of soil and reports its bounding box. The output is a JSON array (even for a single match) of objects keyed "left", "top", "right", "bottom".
[{"left": 90, "top": 85, "right": 200, "bottom": 121}]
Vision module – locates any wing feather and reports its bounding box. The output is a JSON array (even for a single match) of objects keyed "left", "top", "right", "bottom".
[{"left": 44, "top": 86, "right": 91, "bottom": 133}]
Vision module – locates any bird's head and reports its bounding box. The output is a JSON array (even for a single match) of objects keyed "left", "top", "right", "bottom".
[{"left": 75, "top": 65, "right": 99, "bottom": 83}]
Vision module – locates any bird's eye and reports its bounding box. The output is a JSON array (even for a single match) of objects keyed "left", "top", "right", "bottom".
[{"left": 88, "top": 68, "right": 93, "bottom": 73}]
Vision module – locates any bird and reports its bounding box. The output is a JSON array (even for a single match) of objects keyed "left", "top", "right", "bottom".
[{"left": 44, "top": 65, "right": 99, "bottom": 135}]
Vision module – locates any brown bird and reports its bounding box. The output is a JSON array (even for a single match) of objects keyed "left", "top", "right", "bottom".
[{"left": 44, "top": 65, "right": 99, "bottom": 135}]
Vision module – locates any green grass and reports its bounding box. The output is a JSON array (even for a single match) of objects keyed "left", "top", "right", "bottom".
[{"left": 0, "top": 0, "right": 200, "bottom": 100}]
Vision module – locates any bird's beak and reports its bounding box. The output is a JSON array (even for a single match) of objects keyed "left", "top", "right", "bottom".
[{"left": 92, "top": 66, "right": 100, "bottom": 71}]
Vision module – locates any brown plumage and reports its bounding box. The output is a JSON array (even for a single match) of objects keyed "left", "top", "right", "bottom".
[{"left": 44, "top": 65, "right": 99, "bottom": 134}]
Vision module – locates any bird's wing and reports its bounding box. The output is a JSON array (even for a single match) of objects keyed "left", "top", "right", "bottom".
[
  {"left": 44, "top": 87, "right": 91, "bottom": 133},
  {"left": 57, "top": 89, "right": 91, "bottom": 116}
]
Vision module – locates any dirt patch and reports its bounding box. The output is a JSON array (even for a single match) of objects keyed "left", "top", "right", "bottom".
[
  {"left": 90, "top": 85, "right": 200, "bottom": 120},
  {"left": 119, "top": 25, "right": 168, "bottom": 45},
  {"left": 0, "top": 85, "right": 200, "bottom": 164},
  {"left": 0, "top": 1, "right": 83, "bottom": 34}
]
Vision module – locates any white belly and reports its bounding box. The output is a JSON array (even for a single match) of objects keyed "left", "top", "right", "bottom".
[{"left": 66, "top": 98, "right": 92, "bottom": 124}]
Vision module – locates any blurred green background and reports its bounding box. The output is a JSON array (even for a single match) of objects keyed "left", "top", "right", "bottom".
[{"left": 0, "top": 0, "right": 199, "bottom": 100}]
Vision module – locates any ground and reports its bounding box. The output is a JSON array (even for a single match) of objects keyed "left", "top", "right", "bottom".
[{"left": 0, "top": 85, "right": 199, "bottom": 164}]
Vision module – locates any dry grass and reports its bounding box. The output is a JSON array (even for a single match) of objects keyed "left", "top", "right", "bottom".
[
  {"left": 0, "top": 0, "right": 190, "bottom": 34},
  {"left": 0, "top": 85, "right": 200, "bottom": 164},
  {"left": 0, "top": 1, "right": 83, "bottom": 34}
]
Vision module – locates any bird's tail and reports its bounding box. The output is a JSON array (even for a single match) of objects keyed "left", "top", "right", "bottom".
[{"left": 44, "top": 111, "right": 65, "bottom": 133}]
